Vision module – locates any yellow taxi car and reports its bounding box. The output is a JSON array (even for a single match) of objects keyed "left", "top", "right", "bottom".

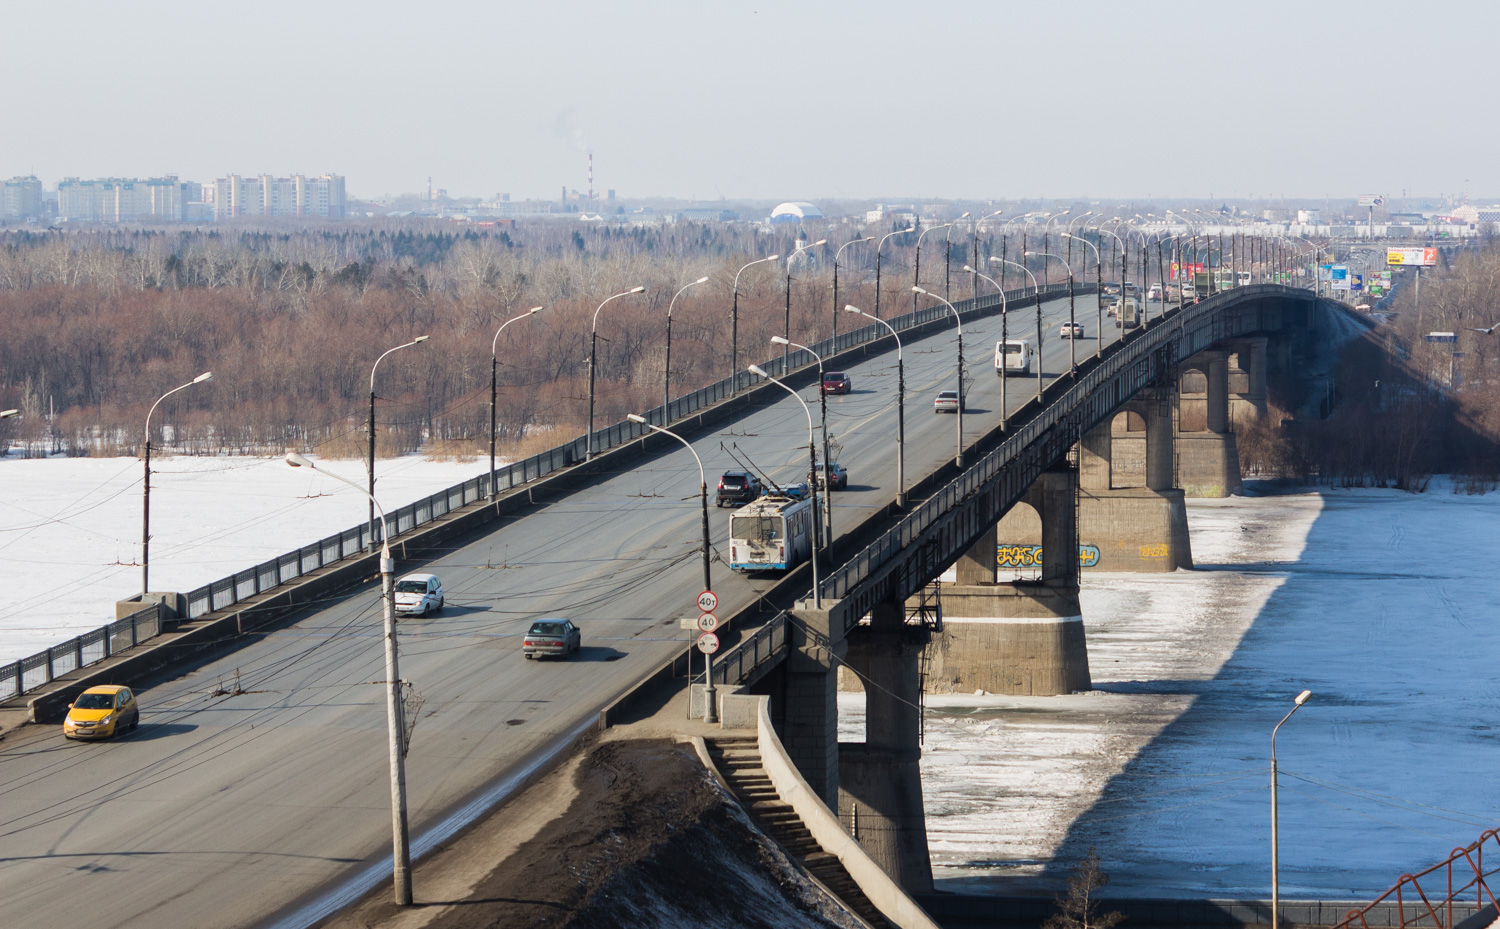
[{"left": 63, "top": 684, "right": 140, "bottom": 740}]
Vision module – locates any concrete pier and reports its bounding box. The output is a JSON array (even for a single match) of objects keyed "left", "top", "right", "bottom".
[
  {"left": 925, "top": 465, "right": 1091, "bottom": 695},
  {"left": 838, "top": 600, "right": 934, "bottom": 894}
]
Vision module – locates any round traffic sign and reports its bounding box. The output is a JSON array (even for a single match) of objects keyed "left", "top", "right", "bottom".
[
  {"left": 696, "top": 632, "right": 719, "bottom": 654},
  {"left": 697, "top": 590, "right": 718, "bottom": 613},
  {"left": 697, "top": 612, "right": 719, "bottom": 632}
]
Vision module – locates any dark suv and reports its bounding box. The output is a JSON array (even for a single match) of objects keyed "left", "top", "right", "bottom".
[
  {"left": 821, "top": 371, "right": 852, "bottom": 395},
  {"left": 715, "top": 470, "right": 763, "bottom": 507}
]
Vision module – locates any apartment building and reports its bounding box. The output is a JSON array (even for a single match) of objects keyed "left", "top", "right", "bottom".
[
  {"left": 1, "top": 176, "right": 44, "bottom": 219},
  {"left": 56, "top": 177, "right": 188, "bottom": 222},
  {"left": 213, "top": 174, "right": 346, "bottom": 219}
]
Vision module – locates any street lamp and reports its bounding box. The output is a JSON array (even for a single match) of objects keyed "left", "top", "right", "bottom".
[
  {"left": 992, "top": 257, "right": 1044, "bottom": 404},
  {"left": 285, "top": 451, "right": 412, "bottom": 906},
  {"left": 844, "top": 304, "right": 904, "bottom": 506},
  {"left": 1028, "top": 250, "right": 1077, "bottom": 378},
  {"left": 912, "top": 285, "right": 965, "bottom": 468},
  {"left": 962, "top": 266, "right": 1010, "bottom": 429},
  {"left": 783, "top": 238, "right": 827, "bottom": 371},
  {"left": 913, "top": 221, "right": 957, "bottom": 313},
  {"left": 369, "top": 337, "right": 429, "bottom": 549},
  {"left": 1041, "top": 210, "right": 1071, "bottom": 284},
  {"left": 587, "top": 286, "right": 647, "bottom": 460},
  {"left": 747, "top": 363, "right": 821, "bottom": 609},
  {"left": 969, "top": 209, "right": 1006, "bottom": 301},
  {"left": 832, "top": 236, "right": 873, "bottom": 340},
  {"left": 731, "top": 254, "right": 780, "bottom": 393},
  {"left": 625, "top": 413, "right": 716, "bottom": 723},
  {"left": 772, "top": 336, "right": 833, "bottom": 547},
  {"left": 874, "top": 226, "right": 915, "bottom": 319},
  {"left": 945, "top": 211, "right": 972, "bottom": 300},
  {"left": 1271, "top": 689, "right": 1314, "bottom": 929},
  {"left": 141, "top": 371, "right": 212, "bottom": 596},
  {"left": 1062, "top": 233, "right": 1105, "bottom": 361},
  {"left": 490, "top": 307, "right": 543, "bottom": 500},
  {"left": 665, "top": 277, "right": 711, "bottom": 421}
]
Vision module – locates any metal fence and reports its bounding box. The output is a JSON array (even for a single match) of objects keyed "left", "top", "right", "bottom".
[{"left": 0, "top": 281, "right": 1073, "bottom": 704}]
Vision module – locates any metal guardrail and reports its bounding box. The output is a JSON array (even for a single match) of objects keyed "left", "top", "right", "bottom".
[
  {"left": 0, "top": 280, "right": 1075, "bottom": 703},
  {"left": 4, "top": 606, "right": 161, "bottom": 700}
]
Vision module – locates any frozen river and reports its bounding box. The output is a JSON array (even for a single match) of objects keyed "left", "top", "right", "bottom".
[{"left": 843, "top": 484, "right": 1500, "bottom": 899}]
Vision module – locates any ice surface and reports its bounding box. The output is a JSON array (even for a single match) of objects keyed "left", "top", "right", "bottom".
[
  {"left": 841, "top": 484, "right": 1500, "bottom": 899},
  {"left": 0, "top": 454, "right": 486, "bottom": 663}
]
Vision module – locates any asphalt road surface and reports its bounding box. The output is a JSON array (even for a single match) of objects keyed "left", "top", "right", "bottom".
[{"left": 0, "top": 289, "right": 1137, "bottom": 929}]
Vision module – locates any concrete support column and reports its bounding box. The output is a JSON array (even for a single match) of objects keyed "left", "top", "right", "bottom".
[
  {"left": 926, "top": 463, "right": 1091, "bottom": 696},
  {"left": 839, "top": 600, "right": 933, "bottom": 893},
  {"left": 1139, "top": 386, "right": 1175, "bottom": 492},
  {"left": 1229, "top": 336, "right": 1270, "bottom": 427},
  {"left": 1078, "top": 421, "right": 1113, "bottom": 493},
  {"left": 785, "top": 602, "right": 845, "bottom": 809},
  {"left": 1205, "top": 350, "right": 1230, "bottom": 435}
]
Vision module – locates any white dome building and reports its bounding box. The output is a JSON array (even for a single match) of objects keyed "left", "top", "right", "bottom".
[{"left": 769, "top": 201, "right": 823, "bottom": 224}]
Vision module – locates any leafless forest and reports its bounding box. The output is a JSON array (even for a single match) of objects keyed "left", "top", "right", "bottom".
[{"left": 0, "top": 220, "right": 1001, "bottom": 458}]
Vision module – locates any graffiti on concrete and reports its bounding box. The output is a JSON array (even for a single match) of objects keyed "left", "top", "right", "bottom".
[{"left": 997, "top": 544, "right": 1101, "bottom": 568}]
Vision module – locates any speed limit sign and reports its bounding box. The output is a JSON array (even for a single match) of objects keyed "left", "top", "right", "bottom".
[
  {"left": 697, "top": 612, "right": 719, "bottom": 632},
  {"left": 696, "top": 632, "right": 720, "bottom": 654},
  {"left": 697, "top": 590, "right": 718, "bottom": 613}
]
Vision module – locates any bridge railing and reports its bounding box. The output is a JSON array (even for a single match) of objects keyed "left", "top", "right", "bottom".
[
  {"left": 1333, "top": 827, "right": 1500, "bottom": 929},
  {"left": 0, "top": 280, "right": 1073, "bottom": 703}
]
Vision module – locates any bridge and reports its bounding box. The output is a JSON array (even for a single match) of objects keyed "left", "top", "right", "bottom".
[{"left": 0, "top": 277, "right": 1354, "bottom": 928}]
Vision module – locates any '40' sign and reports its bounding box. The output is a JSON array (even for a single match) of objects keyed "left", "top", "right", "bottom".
[{"left": 997, "top": 544, "right": 1101, "bottom": 568}]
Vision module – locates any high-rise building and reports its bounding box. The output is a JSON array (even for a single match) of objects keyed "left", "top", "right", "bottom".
[
  {"left": 213, "top": 174, "right": 346, "bottom": 220},
  {"left": 0, "top": 176, "right": 43, "bottom": 219},
  {"left": 56, "top": 177, "right": 188, "bottom": 222}
]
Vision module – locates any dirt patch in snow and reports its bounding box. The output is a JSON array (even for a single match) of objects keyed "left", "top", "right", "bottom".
[{"left": 329, "top": 738, "right": 863, "bottom": 929}]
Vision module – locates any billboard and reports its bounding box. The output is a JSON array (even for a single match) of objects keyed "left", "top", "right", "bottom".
[
  {"left": 1387, "top": 247, "right": 1437, "bottom": 266},
  {"left": 1331, "top": 265, "right": 1351, "bottom": 291},
  {"left": 1358, "top": 195, "right": 1386, "bottom": 207}
]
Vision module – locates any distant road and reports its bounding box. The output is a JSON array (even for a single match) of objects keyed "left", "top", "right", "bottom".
[{"left": 0, "top": 289, "right": 1118, "bottom": 929}]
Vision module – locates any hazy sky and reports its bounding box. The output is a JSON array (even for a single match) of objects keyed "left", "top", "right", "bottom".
[{"left": 2, "top": 1, "right": 1491, "bottom": 203}]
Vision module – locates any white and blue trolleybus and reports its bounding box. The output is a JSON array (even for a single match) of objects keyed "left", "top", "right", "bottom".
[{"left": 728, "top": 495, "right": 814, "bottom": 572}]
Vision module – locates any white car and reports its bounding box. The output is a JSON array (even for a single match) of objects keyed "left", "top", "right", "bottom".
[
  {"left": 934, "top": 390, "right": 962, "bottom": 413},
  {"left": 1060, "top": 322, "right": 1083, "bottom": 339},
  {"left": 394, "top": 572, "right": 444, "bottom": 616}
]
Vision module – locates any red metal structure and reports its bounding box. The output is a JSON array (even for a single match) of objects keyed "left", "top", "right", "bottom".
[{"left": 1336, "top": 829, "right": 1500, "bottom": 929}]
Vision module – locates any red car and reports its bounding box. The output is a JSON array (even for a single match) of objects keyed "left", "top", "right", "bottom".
[{"left": 821, "top": 371, "right": 852, "bottom": 394}]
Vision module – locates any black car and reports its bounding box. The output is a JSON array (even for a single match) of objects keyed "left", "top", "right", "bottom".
[{"left": 715, "top": 470, "right": 763, "bottom": 507}]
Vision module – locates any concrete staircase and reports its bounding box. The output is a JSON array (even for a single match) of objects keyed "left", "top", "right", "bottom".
[{"left": 707, "top": 735, "right": 895, "bottom": 929}]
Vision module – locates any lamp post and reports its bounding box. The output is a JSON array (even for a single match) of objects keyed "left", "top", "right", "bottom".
[
  {"left": 369, "top": 337, "right": 429, "bottom": 549},
  {"left": 624, "top": 414, "right": 716, "bottom": 722},
  {"left": 944, "top": 211, "right": 971, "bottom": 300},
  {"left": 913, "top": 221, "right": 956, "bottom": 313},
  {"left": 963, "top": 266, "right": 1011, "bottom": 429},
  {"left": 587, "top": 286, "right": 647, "bottom": 459},
  {"left": 844, "top": 304, "right": 904, "bottom": 506},
  {"left": 912, "top": 285, "right": 965, "bottom": 468},
  {"left": 773, "top": 336, "right": 833, "bottom": 548},
  {"left": 1028, "top": 250, "right": 1076, "bottom": 377},
  {"left": 490, "top": 307, "right": 543, "bottom": 500},
  {"left": 832, "top": 236, "right": 873, "bottom": 340},
  {"left": 874, "top": 226, "right": 915, "bottom": 319},
  {"left": 993, "top": 257, "right": 1043, "bottom": 404},
  {"left": 731, "top": 254, "right": 780, "bottom": 394},
  {"left": 142, "top": 371, "right": 213, "bottom": 596},
  {"left": 969, "top": 210, "right": 1006, "bottom": 301},
  {"left": 1062, "top": 233, "right": 1104, "bottom": 360},
  {"left": 784, "top": 238, "right": 827, "bottom": 371},
  {"left": 1097, "top": 227, "right": 1128, "bottom": 344},
  {"left": 747, "top": 364, "right": 821, "bottom": 609},
  {"left": 285, "top": 451, "right": 412, "bottom": 906},
  {"left": 1041, "top": 210, "right": 1071, "bottom": 284},
  {"left": 1271, "top": 689, "right": 1314, "bottom": 929},
  {"left": 665, "top": 276, "right": 710, "bottom": 421}
]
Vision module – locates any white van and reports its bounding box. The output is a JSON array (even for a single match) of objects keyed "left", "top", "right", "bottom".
[{"left": 995, "top": 339, "right": 1033, "bottom": 376}]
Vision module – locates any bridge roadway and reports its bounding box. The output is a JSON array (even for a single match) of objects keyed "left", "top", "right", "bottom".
[{"left": 0, "top": 288, "right": 1124, "bottom": 929}]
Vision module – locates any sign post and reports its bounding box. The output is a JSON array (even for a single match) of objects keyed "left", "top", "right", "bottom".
[{"left": 697, "top": 592, "right": 719, "bottom": 724}]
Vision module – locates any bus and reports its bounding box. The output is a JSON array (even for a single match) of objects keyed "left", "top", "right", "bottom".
[
  {"left": 995, "top": 339, "right": 1034, "bottom": 376},
  {"left": 728, "top": 495, "right": 814, "bottom": 572}
]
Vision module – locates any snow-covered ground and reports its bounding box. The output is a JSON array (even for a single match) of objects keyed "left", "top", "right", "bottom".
[
  {"left": 0, "top": 454, "right": 488, "bottom": 664},
  {"left": 842, "top": 484, "right": 1500, "bottom": 899}
]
